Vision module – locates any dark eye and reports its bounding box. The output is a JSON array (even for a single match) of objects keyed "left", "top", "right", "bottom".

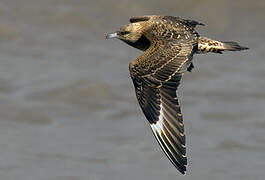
[{"left": 120, "top": 31, "right": 130, "bottom": 35}]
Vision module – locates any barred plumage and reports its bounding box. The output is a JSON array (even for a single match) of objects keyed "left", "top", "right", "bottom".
[
  {"left": 198, "top": 36, "right": 249, "bottom": 54},
  {"left": 106, "top": 15, "right": 248, "bottom": 175}
]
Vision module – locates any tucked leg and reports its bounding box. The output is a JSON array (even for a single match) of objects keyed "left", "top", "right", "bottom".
[{"left": 187, "top": 62, "right": 194, "bottom": 72}]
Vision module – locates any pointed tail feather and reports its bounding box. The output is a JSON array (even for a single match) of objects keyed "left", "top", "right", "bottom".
[{"left": 222, "top": 41, "right": 249, "bottom": 51}]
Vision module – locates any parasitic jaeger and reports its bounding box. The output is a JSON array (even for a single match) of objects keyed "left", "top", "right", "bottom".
[{"left": 106, "top": 15, "right": 248, "bottom": 174}]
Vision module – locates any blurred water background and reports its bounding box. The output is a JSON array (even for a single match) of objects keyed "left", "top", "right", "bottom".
[{"left": 0, "top": 0, "right": 264, "bottom": 180}]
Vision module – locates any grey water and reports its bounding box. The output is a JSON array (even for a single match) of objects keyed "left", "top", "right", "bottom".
[{"left": 0, "top": 0, "right": 264, "bottom": 179}]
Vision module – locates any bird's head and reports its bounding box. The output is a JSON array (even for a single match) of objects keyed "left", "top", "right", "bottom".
[
  {"left": 106, "top": 21, "right": 151, "bottom": 51},
  {"left": 106, "top": 23, "right": 143, "bottom": 43}
]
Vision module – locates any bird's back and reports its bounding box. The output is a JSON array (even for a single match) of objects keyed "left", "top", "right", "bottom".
[{"left": 130, "top": 16, "right": 200, "bottom": 77}]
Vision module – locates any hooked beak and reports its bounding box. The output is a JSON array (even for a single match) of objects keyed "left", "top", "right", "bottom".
[{"left": 106, "top": 32, "right": 118, "bottom": 39}]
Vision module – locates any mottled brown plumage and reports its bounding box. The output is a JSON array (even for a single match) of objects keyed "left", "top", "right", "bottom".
[{"left": 106, "top": 15, "right": 248, "bottom": 174}]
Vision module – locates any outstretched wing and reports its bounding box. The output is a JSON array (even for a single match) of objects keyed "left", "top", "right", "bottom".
[
  {"left": 129, "top": 42, "right": 196, "bottom": 174},
  {"left": 131, "top": 73, "right": 186, "bottom": 173},
  {"left": 128, "top": 15, "right": 200, "bottom": 174}
]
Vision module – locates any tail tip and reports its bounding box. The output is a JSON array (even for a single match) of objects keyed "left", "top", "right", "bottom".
[{"left": 223, "top": 41, "right": 249, "bottom": 51}]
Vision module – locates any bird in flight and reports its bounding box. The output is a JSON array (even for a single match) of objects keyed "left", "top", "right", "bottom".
[{"left": 106, "top": 15, "right": 248, "bottom": 174}]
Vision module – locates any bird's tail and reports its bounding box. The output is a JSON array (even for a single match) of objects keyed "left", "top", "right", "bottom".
[{"left": 197, "top": 36, "right": 249, "bottom": 54}]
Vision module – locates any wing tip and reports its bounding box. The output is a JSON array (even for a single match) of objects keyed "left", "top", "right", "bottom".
[
  {"left": 151, "top": 123, "right": 187, "bottom": 175},
  {"left": 173, "top": 162, "right": 187, "bottom": 175},
  {"left": 129, "top": 16, "right": 151, "bottom": 23}
]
